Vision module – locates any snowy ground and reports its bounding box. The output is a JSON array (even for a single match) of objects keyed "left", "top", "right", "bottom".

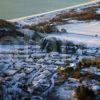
[
  {"left": 46, "top": 21, "right": 100, "bottom": 47},
  {"left": 47, "top": 33, "right": 100, "bottom": 47},
  {"left": 1, "top": 43, "right": 99, "bottom": 99},
  {"left": 56, "top": 21, "right": 100, "bottom": 36}
]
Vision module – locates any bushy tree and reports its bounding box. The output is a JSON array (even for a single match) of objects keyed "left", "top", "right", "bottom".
[
  {"left": 56, "top": 40, "right": 62, "bottom": 53},
  {"left": 40, "top": 38, "right": 62, "bottom": 53},
  {"left": 73, "top": 85, "right": 96, "bottom": 100},
  {"left": 40, "top": 39, "right": 48, "bottom": 50}
]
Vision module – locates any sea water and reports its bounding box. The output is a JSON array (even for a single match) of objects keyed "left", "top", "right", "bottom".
[{"left": 0, "top": 0, "right": 91, "bottom": 19}]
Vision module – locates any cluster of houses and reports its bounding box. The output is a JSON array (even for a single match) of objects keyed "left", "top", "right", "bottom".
[{"left": 0, "top": 39, "right": 100, "bottom": 99}]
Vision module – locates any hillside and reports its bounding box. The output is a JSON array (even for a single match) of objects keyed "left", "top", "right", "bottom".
[{"left": 0, "top": 1, "right": 100, "bottom": 100}]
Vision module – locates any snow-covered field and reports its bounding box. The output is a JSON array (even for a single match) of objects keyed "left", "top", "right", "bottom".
[
  {"left": 47, "top": 33, "right": 100, "bottom": 47},
  {"left": 56, "top": 21, "right": 100, "bottom": 36},
  {"left": 46, "top": 21, "right": 100, "bottom": 47}
]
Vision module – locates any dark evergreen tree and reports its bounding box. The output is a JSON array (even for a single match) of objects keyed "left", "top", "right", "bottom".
[{"left": 56, "top": 40, "right": 62, "bottom": 53}]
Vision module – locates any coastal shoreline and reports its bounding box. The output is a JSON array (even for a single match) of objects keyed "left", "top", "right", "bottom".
[{"left": 9, "top": 0, "right": 100, "bottom": 25}]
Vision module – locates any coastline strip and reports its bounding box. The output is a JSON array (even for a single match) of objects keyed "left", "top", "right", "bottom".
[{"left": 9, "top": 0, "right": 100, "bottom": 25}]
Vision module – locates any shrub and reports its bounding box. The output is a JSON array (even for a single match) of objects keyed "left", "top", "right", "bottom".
[{"left": 73, "top": 85, "right": 96, "bottom": 100}]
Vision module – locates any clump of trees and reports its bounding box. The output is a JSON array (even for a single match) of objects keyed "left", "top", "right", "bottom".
[
  {"left": 0, "top": 19, "right": 16, "bottom": 30},
  {"left": 97, "top": 65, "right": 100, "bottom": 70},
  {"left": 77, "top": 58, "right": 100, "bottom": 70},
  {"left": 29, "top": 21, "right": 58, "bottom": 33},
  {"left": 37, "top": 23, "right": 54, "bottom": 33},
  {"left": 49, "top": 16, "right": 63, "bottom": 25},
  {"left": 66, "top": 41, "right": 78, "bottom": 54},
  {"left": 0, "top": 81, "right": 3, "bottom": 100},
  {"left": 57, "top": 5, "right": 100, "bottom": 21},
  {"left": 72, "top": 85, "right": 96, "bottom": 100},
  {"left": 72, "top": 57, "right": 100, "bottom": 79},
  {"left": 0, "top": 19, "right": 25, "bottom": 40},
  {"left": 40, "top": 39, "right": 82, "bottom": 54},
  {"left": 72, "top": 70, "right": 81, "bottom": 79},
  {"left": 40, "top": 38, "right": 62, "bottom": 53},
  {"left": 57, "top": 67, "right": 74, "bottom": 76},
  {"left": 46, "top": 90, "right": 59, "bottom": 100},
  {"left": 56, "top": 67, "right": 74, "bottom": 84},
  {"left": 32, "top": 31, "right": 42, "bottom": 41}
]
